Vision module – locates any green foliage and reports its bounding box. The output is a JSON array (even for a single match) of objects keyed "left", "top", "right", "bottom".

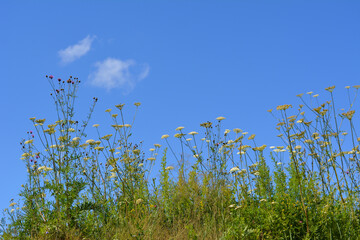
[{"left": 1, "top": 79, "right": 360, "bottom": 239}]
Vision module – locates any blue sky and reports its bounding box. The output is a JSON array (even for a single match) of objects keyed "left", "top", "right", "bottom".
[{"left": 1, "top": 1, "right": 360, "bottom": 215}]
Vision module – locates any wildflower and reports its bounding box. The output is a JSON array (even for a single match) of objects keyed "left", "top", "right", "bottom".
[
  {"left": 136, "top": 199, "right": 143, "bottom": 204},
  {"left": 233, "top": 128, "right": 242, "bottom": 133},
  {"left": 248, "top": 134, "right": 255, "bottom": 140},
  {"left": 133, "top": 149, "right": 140, "bottom": 155},
  {"left": 101, "top": 134, "right": 113, "bottom": 140},
  {"left": 313, "top": 94, "right": 319, "bottom": 97},
  {"left": 86, "top": 139, "right": 95, "bottom": 144},
  {"left": 154, "top": 144, "right": 161, "bottom": 148},
  {"left": 165, "top": 166, "right": 174, "bottom": 170},
  {"left": 147, "top": 157, "right": 156, "bottom": 161},
  {"left": 124, "top": 124, "right": 131, "bottom": 127},
  {"left": 200, "top": 122, "right": 212, "bottom": 128},
  {"left": 93, "top": 124, "right": 100, "bottom": 127},
  {"left": 115, "top": 104, "right": 125, "bottom": 110},
  {"left": 188, "top": 131, "right": 198, "bottom": 135},
  {"left": 175, "top": 126, "right": 184, "bottom": 131},
  {"left": 186, "top": 138, "right": 192, "bottom": 141},
  {"left": 149, "top": 148, "right": 155, "bottom": 151},
  {"left": 230, "top": 167, "right": 239, "bottom": 173},
  {"left": 267, "top": 109, "right": 273, "bottom": 112},
  {"left": 253, "top": 145, "right": 266, "bottom": 151},
  {"left": 277, "top": 162, "right": 282, "bottom": 165},
  {"left": 216, "top": 116, "right": 226, "bottom": 121},
  {"left": 229, "top": 204, "right": 236, "bottom": 208},
  {"left": 72, "top": 137, "right": 80, "bottom": 141},
  {"left": 276, "top": 104, "right": 292, "bottom": 111},
  {"left": 224, "top": 129, "right": 231, "bottom": 135},
  {"left": 260, "top": 199, "right": 267, "bottom": 202},
  {"left": 80, "top": 143, "right": 89, "bottom": 149},
  {"left": 9, "top": 203, "right": 16, "bottom": 207},
  {"left": 110, "top": 172, "right": 117, "bottom": 179},
  {"left": 174, "top": 133, "right": 184, "bottom": 138},
  {"left": 49, "top": 75, "right": 54, "bottom": 79},
  {"left": 111, "top": 114, "right": 118, "bottom": 118},
  {"left": 161, "top": 134, "right": 169, "bottom": 139},
  {"left": 10, "top": 209, "right": 15, "bottom": 213},
  {"left": 35, "top": 119, "right": 46, "bottom": 124},
  {"left": 38, "top": 166, "right": 53, "bottom": 171},
  {"left": 296, "top": 93, "right": 304, "bottom": 97},
  {"left": 354, "top": 85, "right": 360, "bottom": 89},
  {"left": 105, "top": 109, "right": 112, "bottom": 112},
  {"left": 345, "top": 86, "right": 350, "bottom": 89},
  {"left": 270, "top": 146, "right": 275, "bottom": 149},
  {"left": 325, "top": 86, "right": 335, "bottom": 92},
  {"left": 295, "top": 145, "right": 302, "bottom": 150},
  {"left": 138, "top": 163, "right": 144, "bottom": 167},
  {"left": 24, "top": 139, "right": 33, "bottom": 144},
  {"left": 134, "top": 102, "right": 141, "bottom": 107},
  {"left": 29, "top": 117, "right": 36, "bottom": 121},
  {"left": 306, "top": 91, "right": 313, "bottom": 95},
  {"left": 94, "top": 147, "right": 104, "bottom": 151}
]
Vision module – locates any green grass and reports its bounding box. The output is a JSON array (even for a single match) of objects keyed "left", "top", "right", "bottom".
[{"left": 1, "top": 78, "right": 360, "bottom": 239}]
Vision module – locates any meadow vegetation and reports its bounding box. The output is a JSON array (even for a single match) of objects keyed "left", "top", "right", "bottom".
[{"left": 1, "top": 76, "right": 360, "bottom": 239}]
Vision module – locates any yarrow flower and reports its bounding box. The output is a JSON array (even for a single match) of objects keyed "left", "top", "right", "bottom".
[
  {"left": 24, "top": 139, "right": 33, "bottom": 144},
  {"left": 230, "top": 167, "right": 240, "bottom": 173},
  {"left": 161, "top": 134, "right": 169, "bottom": 139},
  {"left": 165, "top": 166, "right": 174, "bottom": 170},
  {"left": 216, "top": 116, "right": 226, "bottom": 121},
  {"left": 188, "top": 131, "right": 198, "bottom": 135},
  {"left": 175, "top": 126, "right": 184, "bottom": 131}
]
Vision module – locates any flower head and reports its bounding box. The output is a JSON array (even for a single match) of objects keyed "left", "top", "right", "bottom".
[
  {"left": 188, "top": 131, "right": 198, "bottom": 135},
  {"left": 230, "top": 167, "right": 240, "bottom": 173},
  {"left": 161, "top": 134, "right": 169, "bottom": 139},
  {"left": 216, "top": 116, "right": 226, "bottom": 121}
]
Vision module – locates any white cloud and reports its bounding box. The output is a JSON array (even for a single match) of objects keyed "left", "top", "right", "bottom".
[
  {"left": 58, "top": 35, "right": 95, "bottom": 64},
  {"left": 89, "top": 58, "right": 149, "bottom": 92}
]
